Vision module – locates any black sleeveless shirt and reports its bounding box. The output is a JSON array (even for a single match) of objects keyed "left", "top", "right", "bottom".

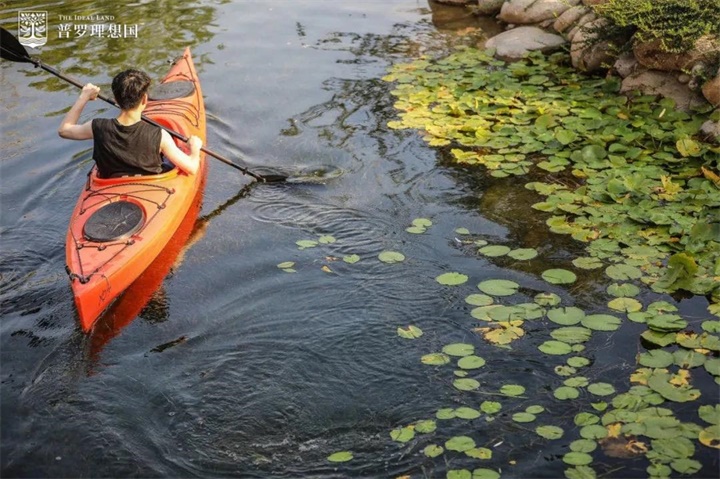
[{"left": 91, "top": 118, "right": 162, "bottom": 178}]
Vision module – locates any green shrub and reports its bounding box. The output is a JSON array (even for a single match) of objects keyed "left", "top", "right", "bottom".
[{"left": 593, "top": 0, "right": 720, "bottom": 52}]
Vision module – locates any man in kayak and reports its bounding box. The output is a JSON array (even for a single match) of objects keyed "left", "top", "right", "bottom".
[{"left": 57, "top": 69, "right": 202, "bottom": 178}]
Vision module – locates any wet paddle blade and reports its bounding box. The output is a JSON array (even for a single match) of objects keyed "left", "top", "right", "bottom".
[{"left": 0, "top": 27, "right": 33, "bottom": 63}]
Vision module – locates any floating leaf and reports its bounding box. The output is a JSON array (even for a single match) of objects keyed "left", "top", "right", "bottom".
[
  {"left": 327, "top": 451, "right": 353, "bottom": 462},
  {"left": 564, "top": 466, "right": 597, "bottom": 479},
  {"left": 605, "top": 264, "right": 642, "bottom": 280},
  {"left": 406, "top": 226, "right": 426, "bottom": 234},
  {"left": 471, "top": 469, "right": 500, "bottom": 479},
  {"left": 526, "top": 405, "right": 545, "bottom": 414},
  {"left": 573, "top": 257, "right": 603, "bottom": 270},
  {"left": 390, "top": 426, "right": 415, "bottom": 443},
  {"left": 676, "top": 138, "right": 702, "bottom": 157},
  {"left": 568, "top": 356, "right": 591, "bottom": 368},
  {"left": 458, "top": 355, "right": 486, "bottom": 369},
  {"left": 443, "top": 343, "right": 475, "bottom": 357},
  {"left": 343, "top": 254, "right": 360, "bottom": 264},
  {"left": 587, "top": 383, "right": 615, "bottom": 396},
  {"left": 547, "top": 307, "right": 585, "bottom": 325},
  {"left": 412, "top": 218, "right": 432, "bottom": 227},
  {"left": 535, "top": 292, "right": 562, "bottom": 306},
  {"left": 581, "top": 314, "right": 622, "bottom": 331},
  {"left": 670, "top": 459, "right": 702, "bottom": 474},
  {"left": 478, "top": 279, "right": 519, "bottom": 296},
  {"left": 447, "top": 470, "right": 471, "bottom": 479},
  {"left": 539, "top": 340, "right": 572, "bottom": 355},
  {"left": 500, "top": 384, "right": 525, "bottom": 397},
  {"left": 296, "top": 239, "right": 318, "bottom": 250},
  {"left": 673, "top": 349, "right": 706, "bottom": 369},
  {"left": 564, "top": 376, "right": 590, "bottom": 388},
  {"left": 699, "top": 425, "right": 720, "bottom": 449},
  {"left": 277, "top": 261, "right": 295, "bottom": 269},
  {"left": 436, "top": 408, "right": 456, "bottom": 420},
  {"left": 465, "top": 294, "right": 494, "bottom": 306},
  {"left": 445, "top": 436, "right": 476, "bottom": 452},
  {"left": 563, "top": 452, "right": 593, "bottom": 466},
  {"left": 455, "top": 407, "right": 481, "bottom": 420},
  {"left": 318, "top": 235, "right": 336, "bottom": 244},
  {"left": 378, "top": 251, "right": 405, "bottom": 263},
  {"left": 480, "top": 401, "right": 502, "bottom": 414},
  {"left": 580, "top": 424, "right": 608, "bottom": 440},
  {"left": 536, "top": 425, "right": 564, "bottom": 440},
  {"left": 436, "top": 272, "right": 469, "bottom": 286},
  {"left": 606, "top": 283, "right": 640, "bottom": 297},
  {"left": 421, "top": 353, "right": 450, "bottom": 366},
  {"left": 455, "top": 227, "right": 470, "bottom": 235},
  {"left": 415, "top": 419, "right": 437, "bottom": 434},
  {"left": 542, "top": 268, "right": 577, "bottom": 284},
  {"left": 551, "top": 327, "right": 592, "bottom": 344},
  {"left": 397, "top": 325, "right": 423, "bottom": 339},
  {"left": 454, "top": 378, "right": 481, "bottom": 391},
  {"left": 512, "top": 412, "right": 536, "bottom": 423},
  {"left": 608, "top": 297, "right": 643, "bottom": 313},
  {"left": 570, "top": 439, "right": 597, "bottom": 453},
  {"left": 554, "top": 386, "right": 580, "bottom": 400},
  {"left": 638, "top": 350, "right": 673, "bottom": 368},
  {"left": 465, "top": 447, "right": 492, "bottom": 459},
  {"left": 508, "top": 248, "right": 538, "bottom": 260},
  {"left": 574, "top": 413, "right": 600, "bottom": 426},
  {"left": 479, "top": 245, "right": 511, "bottom": 257},
  {"left": 424, "top": 444, "right": 444, "bottom": 458}
]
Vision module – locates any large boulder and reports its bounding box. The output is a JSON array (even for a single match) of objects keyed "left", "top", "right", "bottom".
[
  {"left": 613, "top": 52, "right": 642, "bottom": 78},
  {"left": 553, "top": 5, "right": 589, "bottom": 34},
  {"left": 633, "top": 36, "right": 720, "bottom": 72},
  {"left": 476, "top": 0, "right": 505, "bottom": 16},
  {"left": 621, "top": 70, "right": 708, "bottom": 112},
  {"left": 434, "top": 0, "right": 474, "bottom": 5},
  {"left": 485, "top": 26, "right": 567, "bottom": 61},
  {"left": 498, "top": 0, "right": 581, "bottom": 25},
  {"left": 570, "top": 19, "right": 615, "bottom": 72}
]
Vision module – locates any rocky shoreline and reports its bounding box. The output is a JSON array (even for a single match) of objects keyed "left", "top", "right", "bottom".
[{"left": 435, "top": 0, "right": 720, "bottom": 139}]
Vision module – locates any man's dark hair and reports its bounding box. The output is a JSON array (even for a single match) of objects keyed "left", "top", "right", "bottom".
[{"left": 111, "top": 69, "right": 151, "bottom": 110}]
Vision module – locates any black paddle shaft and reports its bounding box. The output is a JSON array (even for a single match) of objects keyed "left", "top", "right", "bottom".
[{"left": 0, "top": 27, "right": 286, "bottom": 183}]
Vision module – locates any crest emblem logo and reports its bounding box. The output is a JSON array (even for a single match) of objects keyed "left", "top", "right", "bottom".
[{"left": 18, "top": 11, "right": 48, "bottom": 48}]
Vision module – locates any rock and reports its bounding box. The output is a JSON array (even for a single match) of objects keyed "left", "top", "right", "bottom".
[
  {"left": 567, "top": 25, "right": 580, "bottom": 42},
  {"left": 634, "top": 35, "right": 720, "bottom": 72},
  {"left": 700, "top": 116, "right": 720, "bottom": 143},
  {"left": 613, "top": 52, "right": 641, "bottom": 78},
  {"left": 553, "top": 5, "right": 588, "bottom": 34},
  {"left": 621, "top": 70, "right": 708, "bottom": 112},
  {"left": 702, "top": 74, "right": 720, "bottom": 107},
  {"left": 582, "top": 0, "right": 609, "bottom": 5},
  {"left": 678, "top": 73, "right": 691, "bottom": 84},
  {"left": 485, "top": 26, "right": 567, "bottom": 61},
  {"left": 434, "top": 0, "right": 473, "bottom": 5},
  {"left": 498, "top": 0, "right": 581, "bottom": 25},
  {"left": 570, "top": 19, "right": 615, "bottom": 72},
  {"left": 476, "top": 0, "right": 505, "bottom": 16},
  {"left": 575, "top": 12, "right": 596, "bottom": 27}
]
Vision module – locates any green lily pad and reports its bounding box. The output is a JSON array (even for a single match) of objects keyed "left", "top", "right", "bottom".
[
  {"left": 296, "top": 240, "right": 318, "bottom": 250},
  {"left": 445, "top": 435, "right": 476, "bottom": 452},
  {"left": 542, "top": 268, "right": 577, "bottom": 284},
  {"left": 413, "top": 218, "right": 433, "bottom": 227},
  {"left": 327, "top": 451, "right": 353, "bottom": 462},
  {"left": 277, "top": 261, "right": 295, "bottom": 269},
  {"left": 447, "top": 470, "right": 471, "bottom": 479},
  {"left": 390, "top": 426, "right": 415, "bottom": 443},
  {"left": 479, "top": 245, "right": 511, "bottom": 257},
  {"left": 570, "top": 439, "right": 597, "bottom": 453},
  {"left": 455, "top": 227, "right": 470, "bottom": 235},
  {"left": 580, "top": 424, "right": 608, "bottom": 440},
  {"left": 318, "top": 235, "right": 336, "bottom": 244},
  {"left": 608, "top": 297, "right": 643, "bottom": 312},
  {"left": 574, "top": 413, "right": 600, "bottom": 426},
  {"left": 458, "top": 355, "right": 487, "bottom": 369},
  {"left": 670, "top": 459, "right": 702, "bottom": 475},
  {"left": 500, "top": 384, "right": 525, "bottom": 397},
  {"left": 647, "top": 314, "right": 687, "bottom": 332},
  {"left": 638, "top": 349, "right": 674, "bottom": 368},
  {"left": 526, "top": 405, "right": 545, "bottom": 414},
  {"left": 397, "top": 325, "right": 423, "bottom": 339},
  {"left": 436, "top": 272, "right": 469, "bottom": 286},
  {"left": 699, "top": 424, "right": 720, "bottom": 448},
  {"left": 423, "top": 444, "right": 444, "bottom": 458},
  {"left": 478, "top": 279, "right": 519, "bottom": 296},
  {"left": 406, "top": 226, "right": 426, "bottom": 234},
  {"left": 605, "top": 264, "right": 642, "bottom": 280},
  {"left": 443, "top": 343, "right": 475, "bottom": 357},
  {"left": 508, "top": 248, "right": 538, "bottom": 260},
  {"left": 378, "top": 251, "right": 405, "bottom": 263},
  {"left": 421, "top": 353, "right": 451, "bottom": 366},
  {"left": 512, "top": 412, "right": 536, "bottom": 423},
  {"left": 673, "top": 349, "right": 706, "bottom": 368},
  {"left": 564, "top": 376, "right": 590, "bottom": 388},
  {"left": 587, "top": 382, "right": 615, "bottom": 396},
  {"left": 535, "top": 292, "right": 562, "bottom": 306},
  {"left": 581, "top": 314, "right": 622, "bottom": 331},
  {"left": 606, "top": 283, "right": 640, "bottom": 297},
  {"left": 539, "top": 340, "right": 573, "bottom": 355},
  {"left": 471, "top": 305, "right": 502, "bottom": 321},
  {"left": 567, "top": 356, "right": 591, "bottom": 368},
  {"left": 343, "top": 254, "right": 361, "bottom": 264},
  {"left": 455, "top": 407, "right": 481, "bottom": 419},
  {"left": 573, "top": 257, "right": 603, "bottom": 270},
  {"left": 551, "top": 327, "right": 592, "bottom": 344},
  {"left": 536, "top": 425, "right": 564, "bottom": 440},
  {"left": 563, "top": 452, "right": 593, "bottom": 466},
  {"left": 415, "top": 419, "right": 437, "bottom": 434},
  {"left": 454, "top": 378, "right": 481, "bottom": 391},
  {"left": 547, "top": 307, "right": 585, "bottom": 325},
  {"left": 465, "top": 447, "right": 492, "bottom": 459},
  {"left": 480, "top": 401, "right": 502, "bottom": 414},
  {"left": 565, "top": 466, "right": 597, "bottom": 479},
  {"left": 465, "top": 294, "right": 494, "bottom": 306},
  {"left": 436, "top": 408, "right": 456, "bottom": 420},
  {"left": 554, "top": 386, "right": 580, "bottom": 400},
  {"left": 471, "top": 469, "right": 500, "bottom": 479}
]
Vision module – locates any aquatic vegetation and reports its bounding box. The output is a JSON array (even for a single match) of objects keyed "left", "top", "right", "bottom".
[{"left": 383, "top": 47, "right": 720, "bottom": 312}]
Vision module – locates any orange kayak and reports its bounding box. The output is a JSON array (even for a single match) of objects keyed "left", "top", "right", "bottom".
[{"left": 65, "top": 48, "right": 206, "bottom": 332}]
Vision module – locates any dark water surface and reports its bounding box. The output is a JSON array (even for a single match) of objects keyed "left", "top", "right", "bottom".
[{"left": 1, "top": 1, "right": 716, "bottom": 478}]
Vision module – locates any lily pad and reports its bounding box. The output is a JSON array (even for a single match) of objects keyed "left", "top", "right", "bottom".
[
  {"left": 551, "top": 327, "right": 592, "bottom": 344},
  {"left": 415, "top": 419, "right": 437, "bottom": 434},
  {"left": 554, "top": 386, "right": 580, "bottom": 400},
  {"left": 512, "top": 412, "right": 536, "bottom": 423},
  {"left": 378, "top": 251, "right": 405, "bottom": 263},
  {"left": 580, "top": 424, "right": 608, "bottom": 440},
  {"left": 445, "top": 436, "right": 476, "bottom": 452},
  {"left": 478, "top": 279, "right": 519, "bottom": 296},
  {"left": 397, "top": 325, "right": 423, "bottom": 339},
  {"left": 573, "top": 257, "right": 603, "bottom": 270},
  {"left": 424, "top": 444, "right": 444, "bottom": 458},
  {"left": 570, "top": 439, "right": 597, "bottom": 453},
  {"left": 542, "top": 268, "right": 577, "bottom": 284},
  {"left": 296, "top": 240, "right": 318, "bottom": 250},
  {"left": 567, "top": 356, "right": 591, "bottom": 368},
  {"left": 455, "top": 407, "right": 481, "bottom": 420},
  {"left": 608, "top": 297, "right": 643, "bottom": 313},
  {"left": 479, "top": 245, "right": 511, "bottom": 257},
  {"left": 547, "top": 307, "right": 585, "bottom": 325},
  {"left": 465, "top": 447, "right": 492, "bottom": 459},
  {"left": 605, "top": 264, "right": 642, "bottom": 280},
  {"left": 587, "top": 382, "right": 615, "bottom": 396},
  {"left": 465, "top": 294, "right": 494, "bottom": 306},
  {"left": 563, "top": 452, "right": 593, "bottom": 466},
  {"left": 457, "top": 355, "right": 486, "bottom": 369},
  {"left": 535, "top": 292, "right": 562, "bottom": 306},
  {"left": 526, "top": 405, "right": 545, "bottom": 414},
  {"left": 277, "top": 261, "right": 295, "bottom": 269},
  {"left": 581, "top": 314, "right": 622, "bottom": 331},
  {"left": 471, "top": 469, "right": 500, "bottom": 479},
  {"left": 413, "top": 218, "right": 433, "bottom": 227},
  {"left": 536, "top": 425, "right": 564, "bottom": 440},
  {"left": 443, "top": 343, "right": 475, "bottom": 357},
  {"left": 606, "top": 283, "right": 640, "bottom": 297},
  {"left": 480, "top": 401, "right": 502, "bottom": 414},
  {"left": 327, "top": 451, "right": 353, "bottom": 462},
  {"left": 455, "top": 227, "right": 470, "bottom": 235},
  {"left": 390, "top": 426, "right": 415, "bottom": 443},
  {"left": 539, "top": 340, "right": 573, "bottom": 355},
  {"left": 436, "top": 272, "right": 469, "bottom": 286},
  {"left": 500, "top": 384, "right": 525, "bottom": 397},
  {"left": 421, "top": 353, "right": 450, "bottom": 366},
  {"left": 699, "top": 424, "right": 720, "bottom": 449},
  {"left": 318, "top": 235, "right": 336, "bottom": 244},
  {"left": 343, "top": 254, "right": 361, "bottom": 264},
  {"left": 454, "top": 378, "right": 481, "bottom": 391},
  {"left": 508, "top": 248, "right": 538, "bottom": 260},
  {"left": 638, "top": 349, "right": 673, "bottom": 368}
]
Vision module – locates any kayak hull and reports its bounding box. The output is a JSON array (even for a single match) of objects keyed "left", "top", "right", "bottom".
[{"left": 65, "top": 48, "right": 206, "bottom": 332}]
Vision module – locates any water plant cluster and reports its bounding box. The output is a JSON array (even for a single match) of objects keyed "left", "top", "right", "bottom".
[
  {"left": 283, "top": 221, "right": 719, "bottom": 478},
  {"left": 382, "top": 48, "right": 720, "bottom": 315}
]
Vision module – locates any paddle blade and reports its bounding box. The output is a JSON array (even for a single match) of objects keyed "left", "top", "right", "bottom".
[{"left": 0, "top": 27, "right": 32, "bottom": 63}]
